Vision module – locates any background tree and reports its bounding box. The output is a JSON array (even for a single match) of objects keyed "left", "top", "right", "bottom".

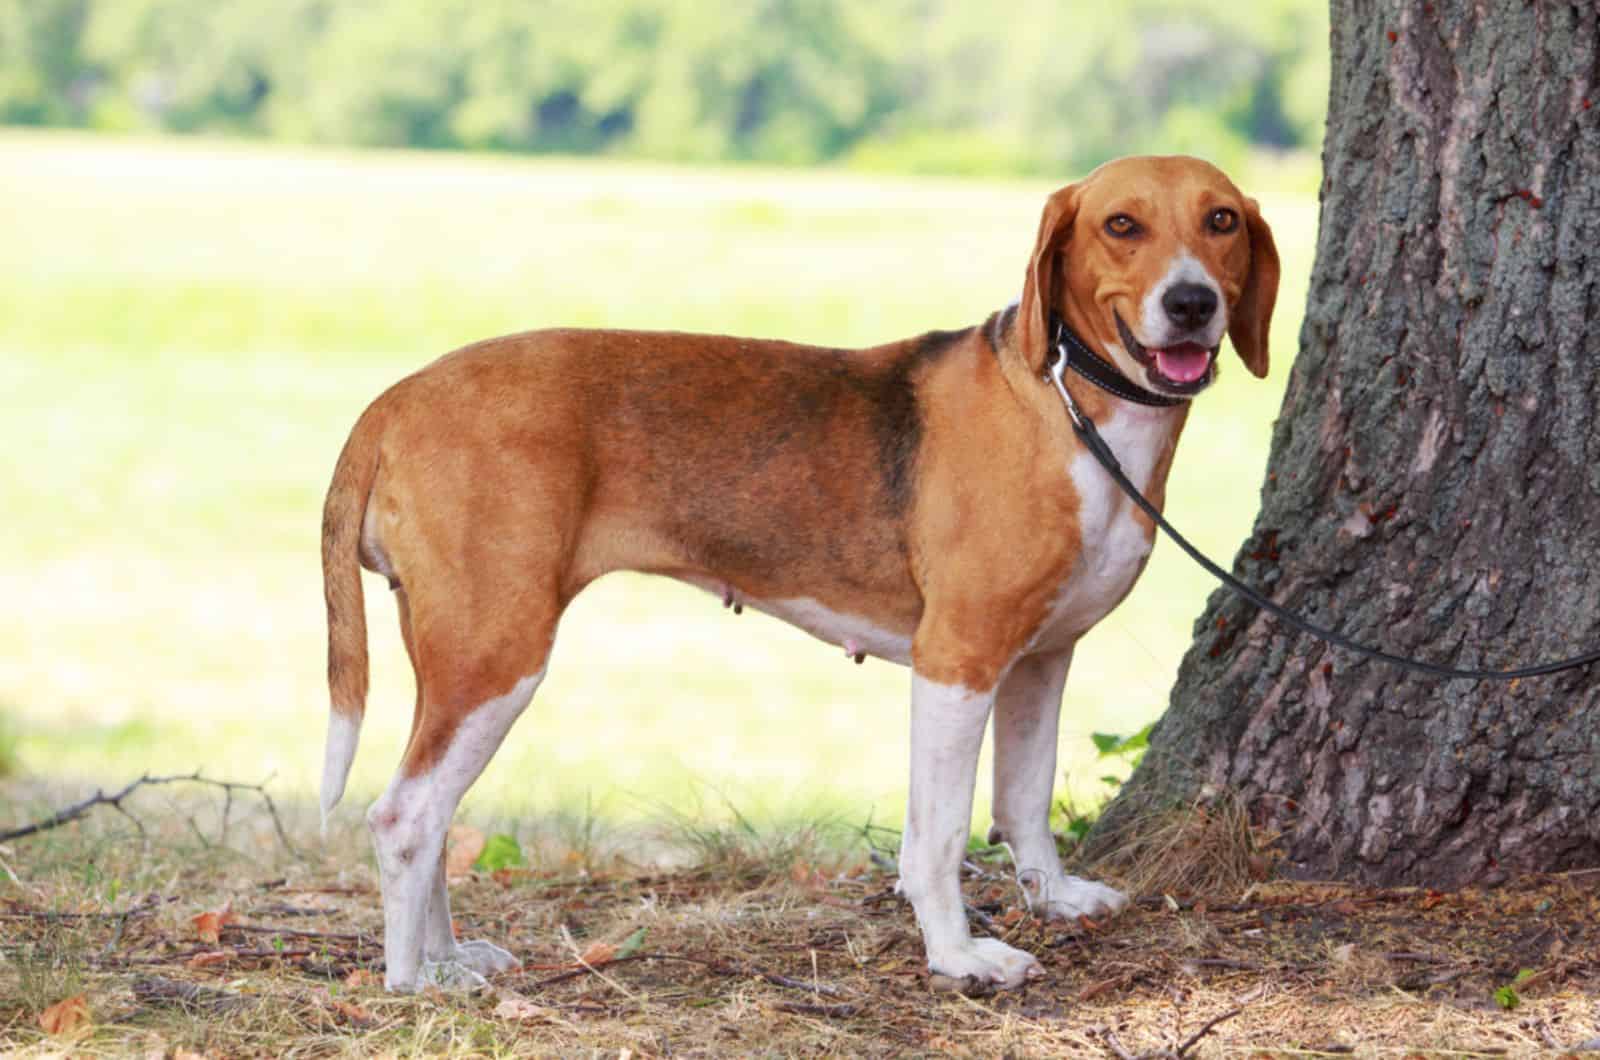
[
  {"left": 0, "top": 0, "right": 1328, "bottom": 175},
  {"left": 1099, "top": 1, "right": 1600, "bottom": 884}
]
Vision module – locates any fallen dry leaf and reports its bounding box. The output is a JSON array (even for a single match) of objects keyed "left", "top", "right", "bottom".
[
  {"left": 492, "top": 866, "right": 534, "bottom": 888},
  {"left": 343, "top": 968, "right": 380, "bottom": 990},
  {"left": 329, "top": 998, "right": 377, "bottom": 1027},
  {"left": 494, "top": 997, "right": 548, "bottom": 1021},
  {"left": 445, "top": 824, "right": 486, "bottom": 879},
  {"left": 191, "top": 902, "right": 236, "bottom": 944},
  {"left": 186, "top": 949, "right": 237, "bottom": 969},
  {"left": 578, "top": 940, "right": 618, "bottom": 966},
  {"left": 38, "top": 993, "right": 91, "bottom": 1036}
]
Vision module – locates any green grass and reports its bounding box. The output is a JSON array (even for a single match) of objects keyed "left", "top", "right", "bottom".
[{"left": 0, "top": 129, "right": 1319, "bottom": 834}]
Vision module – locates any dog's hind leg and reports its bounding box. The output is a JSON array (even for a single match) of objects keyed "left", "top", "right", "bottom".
[
  {"left": 989, "top": 650, "right": 1128, "bottom": 921},
  {"left": 367, "top": 586, "right": 556, "bottom": 992}
]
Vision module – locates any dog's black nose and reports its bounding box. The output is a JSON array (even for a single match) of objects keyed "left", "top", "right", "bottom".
[{"left": 1161, "top": 283, "right": 1218, "bottom": 330}]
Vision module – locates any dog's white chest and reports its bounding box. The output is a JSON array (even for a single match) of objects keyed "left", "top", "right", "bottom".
[{"left": 1030, "top": 408, "right": 1173, "bottom": 652}]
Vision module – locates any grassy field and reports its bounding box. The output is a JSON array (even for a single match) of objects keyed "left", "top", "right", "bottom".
[{"left": 0, "top": 129, "right": 1319, "bottom": 834}]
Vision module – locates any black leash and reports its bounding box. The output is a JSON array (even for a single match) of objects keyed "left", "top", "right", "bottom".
[{"left": 1046, "top": 333, "right": 1600, "bottom": 681}]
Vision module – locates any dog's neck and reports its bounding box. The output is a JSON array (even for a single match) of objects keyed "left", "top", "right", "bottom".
[{"left": 1051, "top": 315, "right": 1185, "bottom": 409}]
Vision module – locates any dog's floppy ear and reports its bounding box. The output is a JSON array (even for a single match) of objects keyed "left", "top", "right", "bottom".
[
  {"left": 1228, "top": 197, "right": 1279, "bottom": 379},
  {"left": 1018, "top": 183, "right": 1081, "bottom": 375}
]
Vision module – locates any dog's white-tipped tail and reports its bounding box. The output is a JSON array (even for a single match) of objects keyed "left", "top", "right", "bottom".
[
  {"left": 320, "top": 708, "right": 362, "bottom": 834},
  {"left": 320, "top": 403, "right": 384, "bottom": 835}
]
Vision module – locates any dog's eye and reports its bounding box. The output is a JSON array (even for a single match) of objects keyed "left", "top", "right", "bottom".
[
  {"left": 1207, "top": 207, "right": 1240, "bottom": 234},
  {"left": 1104, "top": 214, "right": 1140, "bottom": 238}
]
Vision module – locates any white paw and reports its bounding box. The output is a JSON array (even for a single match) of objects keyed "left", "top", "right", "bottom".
[
  {"left": 1025, "top": 873, "right": 1129, "bottom": 921},
  {"left": 419, "top": 958, "right": 491, "bottom": 992},
  {"left": 454, "top": 939, "right": 520, "bottom": 976},
  {"left": 927, "top": 937, "right": 1043, "bottom": 993}
]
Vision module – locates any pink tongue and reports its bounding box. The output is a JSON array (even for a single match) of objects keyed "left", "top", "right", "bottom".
[{"left": 1153, "top": 343, "right": 1211, "bottom": 383}]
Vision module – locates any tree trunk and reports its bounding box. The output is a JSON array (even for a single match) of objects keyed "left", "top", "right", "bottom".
[{"left": 1098, "top": 1, "right": 1600, "bottom": 886}]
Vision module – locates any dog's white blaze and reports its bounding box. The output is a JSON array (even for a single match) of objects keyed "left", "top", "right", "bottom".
[
  {"left": 754, "top": 596, "right": 913, "bottom": 664},
  {"left": 1031, "top": 405, "right": 1177, "bottom": 651},
  {"left": 368, "top": 669, "right": 543, "bottom": 991},
  {"left": 320, "top": 709, "right": 361, "bottom": 833},
  {"left": 1139, "top": 250, "right": 1228, "bottom": 349}
]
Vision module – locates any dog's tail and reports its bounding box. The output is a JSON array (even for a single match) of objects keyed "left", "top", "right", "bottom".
[{"left": 319, "top": 404, "right": 385, "bottom": 833}]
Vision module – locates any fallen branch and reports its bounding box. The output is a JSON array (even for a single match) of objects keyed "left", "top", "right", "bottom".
[
  {"left": 1093, "top": 1004, "right": 1244, "bottom": 1060},
  {"left": 772, "top": 1000, "right": 861, "bottom": 1019},
  {"left": 131, "top": 975, "right": 253, "bottom": 1013},
  {"left": 1173, "top": 1006, "right": 1243, "bottom": 1058},
  {"left": 223, "top": 922, "right": 380, "bottom": 947},
  {"left": 0, "top": 894, "right": 179, "bottom": 922},
  {"left": 0, "top": 771, "right": 299, "bottom": 858},
  {"left": 531, "top": 950, "right": 855, "bottom": 1001},
  {"left": 1095, "top": 1026, "right": 1138, "bottom": 1060}
]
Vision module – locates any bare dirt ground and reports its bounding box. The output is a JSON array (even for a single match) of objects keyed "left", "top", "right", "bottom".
[{"left": 2, "top": 783, "right": 1597, "bottom": 1057}]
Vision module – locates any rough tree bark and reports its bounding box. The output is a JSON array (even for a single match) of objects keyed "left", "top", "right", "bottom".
[{"left": 1099, "top": 1, "right": 1600, "bottom": 885}]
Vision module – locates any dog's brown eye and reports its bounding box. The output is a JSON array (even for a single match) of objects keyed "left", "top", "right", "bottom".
[
  {"left": 1105, "top": 214, "right": 1139, "bottom": 238},
  {"left": 1207, "top": 207, "right": 1240, "bottom": 234}
]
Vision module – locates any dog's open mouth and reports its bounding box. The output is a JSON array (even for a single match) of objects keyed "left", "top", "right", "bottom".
[{"left": 1114, "top": 312, "right": 1216, "bottom": 394}]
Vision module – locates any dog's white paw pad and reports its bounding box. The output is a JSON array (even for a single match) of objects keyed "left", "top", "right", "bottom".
[
  {"left": 1032, "top": 875, "right": 1130, "bottom": 920},
  {"left": 927, "top": 937, "right": 1042, "bottom": 994}
]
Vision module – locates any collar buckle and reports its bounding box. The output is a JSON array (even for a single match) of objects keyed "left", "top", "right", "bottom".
[{"left": 1047, "top": 348, "right": 1089, "bottom": 432}]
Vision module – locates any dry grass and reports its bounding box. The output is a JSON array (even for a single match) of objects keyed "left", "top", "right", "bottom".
[
  {"left": 1082, "top": 792, "right": 1275, "bottom": 900},
  {"left": 3, "top": 779, "right": 1597, "bottom": 1058}
]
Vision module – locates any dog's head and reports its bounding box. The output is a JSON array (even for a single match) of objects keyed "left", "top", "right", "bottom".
[{"left": 1018, "top": 155, "right": 1279, "bottom": 396}]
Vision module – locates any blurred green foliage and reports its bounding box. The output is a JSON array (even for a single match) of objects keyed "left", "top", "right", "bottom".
[{"left": 0, "top": 0, "right": 1327, "bottom": 174}]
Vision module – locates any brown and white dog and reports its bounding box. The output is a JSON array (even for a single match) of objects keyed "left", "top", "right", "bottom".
[{"left": 319, "top": 154, "right": 1278, "bottom": 993}]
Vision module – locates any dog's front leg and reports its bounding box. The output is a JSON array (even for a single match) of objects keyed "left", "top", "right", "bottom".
[
  {"left": 900, "top": 673, "right": 1043, "bottom": 990},
  {"left": 990, "top": 650, "right": 1128, "bottom": 921}
]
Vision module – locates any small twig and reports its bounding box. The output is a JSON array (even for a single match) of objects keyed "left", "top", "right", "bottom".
[
  {"left": 1094, "top": 1003, "right": 1244, "bottom": 1060},
  {"left": 131, "top": 975, "right": 253, "bottom": 1013},
  {"left": 1396, "top": 966, "right": 1470, "bottom": 990},
  {"left": 757, "top": 970, "right": 851, "bottom": 999},
  {"left": 1078, "top": 974, "right": 1133, "bottom": 1001},
  {"left": 0, "top": 771, "right": 300, "bottom": 858},
  {"left": 182, "top": 811, "right": 213, "bottom": 850},
  {"left": 223, "top": 923, "right": 379, "bottom": 946},
  {"left": 250, "top": 902, "right": 326, "bottom": 918},
  {"left": 0, "top": 845, "right": 25, "bottom": 890},
  {"left": 772, "top": 1000, "right": 861, "bottom": 1019},
  {"left": 103, "top": 893, "right": 167, "bottom": 954},
  {"left": 2, "top": 895, "right": 181, "bottom": 922},
  {"left": 559, "top": 923, "right": 641, "bottom": 1001},
  {"left": 1183, "top": 958, "right": 1262, "bottom": 972},
  {"left": 100, "top": 945, "right": 346, "bottom": 968},
  {"left": 964, "top": 902, "right": 1001, "bottom": 937},
  {"left": 1174, "top": 1005, "right": 1243, "bottom": 1058},
  {"left": 531, "top": 950, "right": 854, "bottom": 1001},
  {"left": 1095, "top": 1026, "right": 1138, "bottom": 1060}
]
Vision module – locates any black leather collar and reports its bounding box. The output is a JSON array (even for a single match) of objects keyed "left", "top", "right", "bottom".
[{"left": 1051, "top": 315, "right": 1185, "bottom": 408}]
